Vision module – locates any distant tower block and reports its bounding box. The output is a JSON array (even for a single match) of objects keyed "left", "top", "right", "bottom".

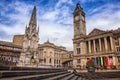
[{"left": 17, "top": 5, "right": 39, "bottom": 67}]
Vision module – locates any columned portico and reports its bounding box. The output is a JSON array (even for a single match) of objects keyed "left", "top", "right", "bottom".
[{"left": 87, "top": 36, "right": 115, "bottom": 54}]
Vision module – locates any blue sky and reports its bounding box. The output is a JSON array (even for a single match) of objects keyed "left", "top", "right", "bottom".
[{"left": 0, "top": 0, "right": 120, "bottom": 51}]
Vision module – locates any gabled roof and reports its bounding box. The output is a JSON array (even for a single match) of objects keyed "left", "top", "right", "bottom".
[{"left": 88, "top": 28, "right": 106, "bottom": 36}]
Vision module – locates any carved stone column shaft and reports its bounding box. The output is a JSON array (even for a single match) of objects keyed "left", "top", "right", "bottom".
[
  {"left": 93, "top": 40, "right": 96, "bottom": 52},
  {"left": 88, "top": 40, "right": 91, "bottom": 53},
  {"left": 99, "top": 38, "right": 102, "bottom": 52},
  {"left": 104, "top": 37, "right": 108, "bottom": 51},
  {"left": 110, "top": 36, "right": 115, "bottom": 51}
]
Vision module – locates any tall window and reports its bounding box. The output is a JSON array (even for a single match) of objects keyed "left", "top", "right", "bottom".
[
  {"left": 77, "top": 48, "right": 81, "bottom": 54},
  {"left": 115, "top": 42, "right": 119, "bottom": 46},
  {"left": 118, "top": 56, "right": 120, "bottom": 63},
  {"left": 117, "top": 47, "right": 120, "bottom": 52},
  {"left": 77, "top": 59, "right": 81, "bottom": 63}
]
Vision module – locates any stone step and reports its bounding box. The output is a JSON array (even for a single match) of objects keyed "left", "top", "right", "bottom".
[
  {"left": 78, "top": 77, "right": 88, "bottom": 80},
  {"left": 70, "top": 75, "right": 78, "bottom": 80},
  {"left": 41, "top": 72, "right": 72, "bottom": 80},
  {"left": 0, "top": 69, "right": 63, "bottom": 73},
  {"left": 1, "top": 71, "right": 68, "bottom": 80},
  {"left": 0, "top": 70, "right": 63, "bottom": 78},
  {"left": 59, "top": 73, "right": 75, "bottom": 80},
  {"left": 82, "top": 73, "right": 104, "bottom": 79},
  {"left": 76, "top": 77, "right": 82, "bottom": 80},
  {"left": 0, "top": 66, "right": 64, "bottom": 71},
  {"left": 73, "top": 72, "right": 87, "bottom": 80},
  {"left": 75, "top": 73, "right": 89, "bottom": 80}
]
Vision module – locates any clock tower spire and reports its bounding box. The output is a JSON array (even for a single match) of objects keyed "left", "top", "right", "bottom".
[{"left": 73, "top": 3, "right": 86, "bottom": 38}]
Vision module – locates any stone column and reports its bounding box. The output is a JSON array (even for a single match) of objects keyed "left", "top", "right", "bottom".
[
  {"left": 110, "top": 36, "right": 115, "bottom": 51},
  {"left": 112, "top": 56, "right": 116, "bottom": 65},
  {"left": 93, "top": 40, "right": 96, "bottom": 52},
  {"left": 88, "top": 40, "right": 91, "bottom": 53},
  {"left": 104, "top": 37, "right": 108, "bottom": 51},
  {"left": 99, "top": 38, "right": 102, "bottom": 52}
]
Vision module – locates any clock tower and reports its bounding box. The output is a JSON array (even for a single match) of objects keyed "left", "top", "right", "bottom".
[
  {"left": 73, "top": 3, "right": 86, "bottom": 38},
  {"left": 73, "top": 3, "right": 87, "bottom": 68}
]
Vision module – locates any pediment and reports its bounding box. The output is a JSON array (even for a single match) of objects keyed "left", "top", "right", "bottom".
[{"left": 88, "top": 28, "right": 105, "bottom": 36}]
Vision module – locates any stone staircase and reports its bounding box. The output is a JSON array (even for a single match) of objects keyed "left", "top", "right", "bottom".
[
  {"left": 1, "top": 66, "right": 119, "bottom": 80},
  {"left": 0, "top": 66, "right": 88, "bottom": 80}
]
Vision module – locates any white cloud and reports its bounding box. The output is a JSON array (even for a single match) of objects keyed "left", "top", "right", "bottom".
[
  {"left": 41, "top": 9, "right": 59, "bottom": 21},
  {"left": 56, "top": 0, "right": 73, "bottom": 8},
  {"left": 39, "top": 21, "right": 73, "bottom": 50},
  {"left": 86, "top": 3, "right": 120, "bottom": 34},
  {"left": 0, "top": 0, "right": 74, "bottom": 51},
  {"left": 79, "top": 0, "right": 104, "bottom": 3},
  {"left": 0, "top": 0, "right": 120, "bottom": 51},
  {"left": 0, "top": 1, "right": 32, "bottom": 42}
]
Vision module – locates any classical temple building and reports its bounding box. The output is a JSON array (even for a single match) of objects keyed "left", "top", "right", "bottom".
[
  {"left": 73, "top": 3, "right": 120, "bottom": 69},
  {"left": 0, "top": 41, "right": 22, "bottom": 66},
  {"left": 17, "top": 5, "right": 39, "bottom": 67}
]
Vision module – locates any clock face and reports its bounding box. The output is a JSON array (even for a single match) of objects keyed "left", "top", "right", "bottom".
[{"left": 75, "top": 16, "right": 79, "bottom": 21}]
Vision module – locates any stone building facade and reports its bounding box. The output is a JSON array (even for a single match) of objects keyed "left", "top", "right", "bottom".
[
  {"left": 13, "top": 35, "right": 24, "bottom": 47},
  {"left": 61, "top": 51, "right": 73, "bottom": 67},
  {"left": 0, "top": 41, "right": 22, "bottom": 66},
  {"left": 38, "top": 40, "right": 72, "bottom": 67},
  {"left": 73, "top": 3, "right": 120, "bottom": 69}
]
